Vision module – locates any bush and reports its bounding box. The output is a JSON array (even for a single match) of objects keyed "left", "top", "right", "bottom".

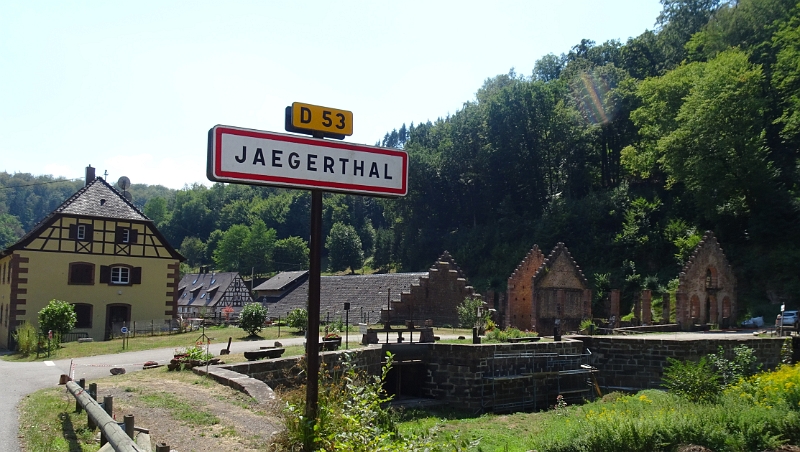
[
  {"left": 708, "top": 345, "right": 761, "bottom": 387},
  {"left": 278, "top": 352, "right": 438, "bottom": 451},
  {"left": 239, "top": 302, "right": 269, "bottom": 337},
  {"left": 456, "top": 296, "right": 488, "bottom": 329},
  {"left": 662, "top": 356, "right": 721, "bottom": 403},
  {"left": 286, "top": 308, "right": 308, "bottom": 333},
  {"left": 12, "top": 321, "right": 37, "bottom": 356},
  {"left": 38, "top": 299, "right": 76, "bottom": 340}
]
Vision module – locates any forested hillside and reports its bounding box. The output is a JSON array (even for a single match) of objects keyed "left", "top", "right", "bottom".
[{"left": 2, "top": 0, "right": 799, "bottom": 316}]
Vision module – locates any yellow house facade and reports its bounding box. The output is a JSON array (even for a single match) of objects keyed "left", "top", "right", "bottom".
[{"left": 0, "top": 175, "right": 183, "bottom": 348}]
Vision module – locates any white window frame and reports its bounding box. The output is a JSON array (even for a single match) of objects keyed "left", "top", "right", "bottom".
[
  {"left": 121, "top": 229, "right": 130, "bottom": 243},
  {"left": 111, "top": 266, "right": 130, "bottom": 285},
  {"left": 77, "top": 225, "right": 86, "bottom": 240}
]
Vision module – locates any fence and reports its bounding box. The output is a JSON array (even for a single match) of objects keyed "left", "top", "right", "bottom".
[{"left": 107, "top": 319, "right": 185, "bottom": 339}]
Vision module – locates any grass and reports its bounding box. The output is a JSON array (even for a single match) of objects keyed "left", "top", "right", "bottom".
[
  {"left": 397, "top": 365, "right": 800, "bottom": 451},
  {"left": 17, "top": 366, "right": 270, "bottom": 452},
  {"left": 18, "top": 388, "right": 97, "bottom": 452},
  {"left": 139, "top": 391, "right": 220, "bottom": 425},
  {"left": 2, "top": 324, "right": 307, "bottom": 362}
]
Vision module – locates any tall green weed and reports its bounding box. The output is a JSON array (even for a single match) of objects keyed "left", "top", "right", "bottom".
[{"left": 12, "top": 321, "right": 38, "bottom": 355}]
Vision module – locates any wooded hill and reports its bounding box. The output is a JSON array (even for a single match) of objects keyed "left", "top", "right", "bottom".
[{"left": 2, "top": 0, "right": 798, "bottom": 317}]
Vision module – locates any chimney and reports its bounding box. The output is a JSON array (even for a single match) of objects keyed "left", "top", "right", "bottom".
[{"left": 85, "top": 165, "right": 96, "bottom": 186}]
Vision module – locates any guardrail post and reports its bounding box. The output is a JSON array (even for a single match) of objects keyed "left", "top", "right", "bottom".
[
  {"left": 100, "top": 395, "right": 113, "bottom": 446},
  {"left": 75, "top": 378, "right": 85, "bottom": 414},
  {"left": 124, "top": 414, "right": 135, "bottom": 439},
  {"left": 156, "top": 442, "right": 170, "bottom": 452},
  {"left": 87, "top": 383, "right": 98, "bottom": 429}
]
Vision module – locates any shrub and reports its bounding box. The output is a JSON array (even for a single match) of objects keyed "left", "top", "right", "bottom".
[
  {"left": 662, "top": 356, "right": 721, "bottom": 403},
  {"left": 286, "top": 308, "right": 308, "bottom": 333},
  {"left": 239, "top": 302, "right": 268, "bottom": 337},
  {"left": 12, "top": 321, "right": 38, "bottom": 356},
  {"left": 38, "top": 299, "right": 76, "bottom": 341},
  {"left": 278, "top": 352, "right": 433, "bottom": 451},
  {"left": 708, "top": 344, "right": 761, "bottom": 388},
  {"left": 456, "top": 296, "right": 488, "bottom": 329}
]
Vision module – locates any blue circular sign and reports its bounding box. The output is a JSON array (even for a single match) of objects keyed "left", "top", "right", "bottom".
[{"left": 121, "top": 326, "right": 129, "bottom": 334}]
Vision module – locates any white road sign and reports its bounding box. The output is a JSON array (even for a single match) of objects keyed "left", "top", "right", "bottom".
[{"left": 207, "top": 125, "right": 408, "bottom": 197}]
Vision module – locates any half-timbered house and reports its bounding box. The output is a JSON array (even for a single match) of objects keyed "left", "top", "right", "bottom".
[
  {"left": 0, "top": 170, "right": 183, "bottom": 348},
  {"left": 177, "top": 270, "right": 253, "bottom": 320}
]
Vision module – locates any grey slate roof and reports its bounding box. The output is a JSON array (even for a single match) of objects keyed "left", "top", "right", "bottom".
[
  {"left": 57, "top": 177, "right": 148, "bottom": 220},
  {"left": 265, "top": 272, "right": 428, "bottom": 321},
  {"left": 253, "top": 271, "right": 308, "bottom": 291},
  {"left": 177, "top": 272, "right": 244, "bottom": 308}
]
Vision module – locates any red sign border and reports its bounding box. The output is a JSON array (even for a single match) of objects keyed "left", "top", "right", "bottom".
[{"left": 207, "top": 125, "right": 408, "bottom": 197}]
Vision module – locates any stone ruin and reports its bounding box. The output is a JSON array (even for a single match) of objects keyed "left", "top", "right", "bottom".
[
  {"left": 675, "top": 231, "right": 737, "bottom": 330},
  {"left": 505, "top": 243, "right": 592, "bottom": 334}
]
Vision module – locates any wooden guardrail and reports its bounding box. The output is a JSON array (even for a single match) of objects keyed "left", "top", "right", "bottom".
[{"left": 66, "top": 380, "right": 172, "bottom": 452}]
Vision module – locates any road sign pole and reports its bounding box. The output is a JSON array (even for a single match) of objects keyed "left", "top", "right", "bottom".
[{"left": 304, "top": 188, "right": 323, "bottom": 451}]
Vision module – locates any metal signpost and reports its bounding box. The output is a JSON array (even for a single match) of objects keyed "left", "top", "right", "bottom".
[{"left": 207, "top": 104, "right": 407, "bottom": 451}]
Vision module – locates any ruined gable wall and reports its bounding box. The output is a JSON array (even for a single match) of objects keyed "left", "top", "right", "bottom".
[
  {"left": 677, "top": 233, "right": 737, "bottom": 327},
  {"left": 506, "top": 246, "right": 544, "bottom": 329},
  {"left": 395, "top": 258, "right": 478, "bottom": 327}
]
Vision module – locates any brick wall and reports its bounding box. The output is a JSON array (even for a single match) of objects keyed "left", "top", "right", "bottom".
[
  {"left": 579, "top": 336, "right": 784, "bottom": 391},
  {"left": 506, "top": 246, "right": 544, "bottom": 330}
]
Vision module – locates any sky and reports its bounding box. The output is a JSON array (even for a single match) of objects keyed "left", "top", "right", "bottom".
[{"left": 1, "top": 1, "right": 663, "bottom": 190}]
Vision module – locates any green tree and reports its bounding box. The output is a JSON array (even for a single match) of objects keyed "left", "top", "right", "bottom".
[
  {"left": 273, "top": 236, "right": 310, "bottom": 271},
  {"left": 372, "top": 228, "right": 394, "bottom": 270},
  {"left": 0, "top": 213, "right": 24, "bottom": 249},
  {"left": 243, "top": 219, "right": 277, "bottom": 275},
  {"left": 325, "top": 222, "right": 363, "bottom": 273},
  {"left": 179, "top": 236, "right": 206, "bottom": 268},
  {"left": 38, "top": 299, "right": 77, "bottom": 338},
  {"left": 212, "top": 224, "right": 250, "bottom": 273},
  {"left": 143, "top": 196, "right": 169, "bottom": 226},
  {"left": 239, "top": 302, "right": 269, "bottom": 337},
  {"left": 286, "top": 308, "right": 308, "bottom": 333},
  {"left": 358, "top": 220, "right": 376, "bottom": 258}
]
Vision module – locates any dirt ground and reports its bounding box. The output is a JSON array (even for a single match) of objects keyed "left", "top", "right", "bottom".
[{"left": 90, "top": 368, "right": 285, "bottom": 451}]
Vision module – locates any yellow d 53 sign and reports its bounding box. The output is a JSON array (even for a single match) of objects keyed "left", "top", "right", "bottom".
[{"left": 291, "top": 102, "right": 353, "bottom": 136}]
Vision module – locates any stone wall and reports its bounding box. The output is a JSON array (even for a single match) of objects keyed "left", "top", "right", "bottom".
[
  {"left": 532, "top": 244, "right": 591, "bottom": 334},
  {"left": 423, "top": 340, "right": 586, "bottom": 411},
  {"left": 220, "top": 348, "right": 385, "bottom": 390},
  {"left": 578, "top": 335, "right": 784, "bottom": 391}
]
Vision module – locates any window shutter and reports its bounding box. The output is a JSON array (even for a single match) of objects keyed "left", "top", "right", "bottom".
[
  {"left": 99, "top": 265, "right": 110, "bottom": 283},
  {"left": 132, "top": 267, "right": 142, "bottom": 284},
  {"left": 85, "top": 224, "right": 94, "bottom": 241},
  {"left": 115, "top": 228, "right": 123, "bottom": 243},
  {"left": 69, "top": 224, "right": 77, "bottom": 239},
  {"left": 130, "top": 230, "right": 139, "bottom": 244}
]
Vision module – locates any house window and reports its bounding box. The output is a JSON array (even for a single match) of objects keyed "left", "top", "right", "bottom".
[
  {"left": 99, "top": 265, "right": 141, "bottom": 285},
  {"left": 111, "top": 266, "right": 130, "bottom": 285},
  {"left": 69, "top": 223, "right": 93, "bottom": 241},
  {"left": 73, "top": 303, "right": 92, "bottom": 328},
  {"left": 115, "top": 227, "right": 138, "bottom": 244},
  {"left": 69, "top": 262, "right": 94, "bottom": 285},
  {"left": 77, "top": 225, "right": 86, "bottom": 240}
]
